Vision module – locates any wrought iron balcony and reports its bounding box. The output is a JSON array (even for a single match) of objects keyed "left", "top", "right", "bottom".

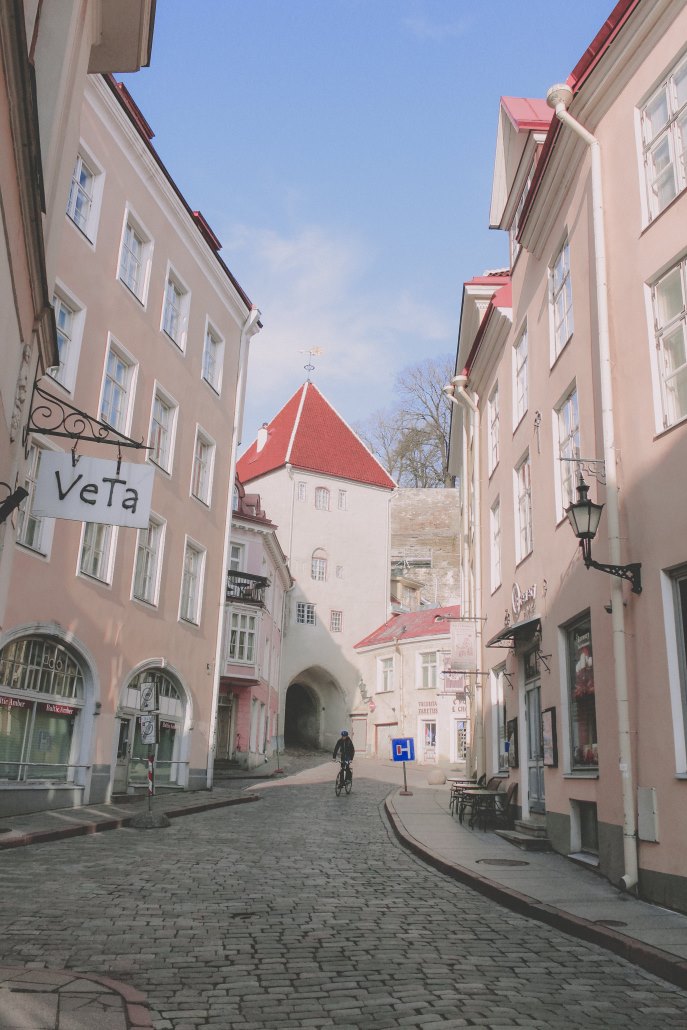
[{"left": 226, "top": 570, "right": 270, "bottom": 606}]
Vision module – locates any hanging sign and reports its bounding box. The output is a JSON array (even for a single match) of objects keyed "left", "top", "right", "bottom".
[
  {"left": 449, "top": 620, "right": 477, "bottom": 672},
  {"left": 32, "top": 453, "right": 154, "bottom": 529},
  {"left": 139, "top": 713, "right": 158, "bottom": 745}
]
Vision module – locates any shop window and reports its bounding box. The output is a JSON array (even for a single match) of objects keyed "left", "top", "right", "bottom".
[
  {"left": 566, "top": 615, "right": 598, "bottom": 770},
  {"left": 123, "top": 670, "right": 183, "bottom": 786}
]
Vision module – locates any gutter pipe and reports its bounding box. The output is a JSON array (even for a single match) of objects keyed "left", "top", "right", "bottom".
[{"left": 546, "top": 83, "right": 638, "bottom": 892}]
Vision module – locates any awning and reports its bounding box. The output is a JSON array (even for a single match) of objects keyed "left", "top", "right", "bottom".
[{"left": 486, "top": 614, "right": 542, "bottom": 648}]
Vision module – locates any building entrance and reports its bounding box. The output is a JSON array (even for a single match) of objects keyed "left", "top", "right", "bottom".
[{"left": 284, "top": 682, "right": 320, "bottom": 748}]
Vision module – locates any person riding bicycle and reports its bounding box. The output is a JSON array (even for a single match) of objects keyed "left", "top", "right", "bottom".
[{"left": 333, "top": 729, "right": 355, "bottom": 773}]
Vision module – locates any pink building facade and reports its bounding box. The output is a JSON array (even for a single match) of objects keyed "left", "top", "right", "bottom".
[
  {"left": 0, "top": 73, "right": 260, "bottom": 815},
  {"left": 448, "top": 0, "right": 687, "bottom": 911}
]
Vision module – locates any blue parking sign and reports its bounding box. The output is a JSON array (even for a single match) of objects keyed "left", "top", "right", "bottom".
[{"left": 391, "top": 737, "right": 415, "bottom": 762}]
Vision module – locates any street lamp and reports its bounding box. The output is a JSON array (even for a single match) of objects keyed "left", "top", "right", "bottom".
[{"left": 565, "top": 474, "right": 642, "bottom": 594}]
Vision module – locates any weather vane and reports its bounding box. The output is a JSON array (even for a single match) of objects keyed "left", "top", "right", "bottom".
[{"left": 300, "top": 347, "right": 323, "bottom": 382}]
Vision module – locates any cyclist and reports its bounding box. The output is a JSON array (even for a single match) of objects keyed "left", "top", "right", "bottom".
[{"left": 333, "top": 729, "right": 355, "bottom": 785}]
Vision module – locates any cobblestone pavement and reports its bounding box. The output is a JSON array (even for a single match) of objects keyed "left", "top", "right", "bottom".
[{"left": 2, "top": 776, "right": 687, "bottom": 1029}]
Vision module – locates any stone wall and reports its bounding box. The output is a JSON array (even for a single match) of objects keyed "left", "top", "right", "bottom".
[{"left": 390, "top": 489, "right": 461, "bottom": 608}]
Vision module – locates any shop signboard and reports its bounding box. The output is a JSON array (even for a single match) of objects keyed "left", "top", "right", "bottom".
[
  {"left": 33, "top": 453, "right": 154, "bottom": 529},
  {"left": 449, "top": 620, "right": 477, "bottom": 671}
]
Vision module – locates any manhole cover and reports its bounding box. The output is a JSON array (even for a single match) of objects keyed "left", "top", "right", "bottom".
[
  {"left": 594, "top": 919, "right": 628, "bottom": 927},
  {"left": 0, "top": 828, "right": 13, "bottom": 834},
  {"left": 476, "top": 858, "right": 529, "bottom": 867}
]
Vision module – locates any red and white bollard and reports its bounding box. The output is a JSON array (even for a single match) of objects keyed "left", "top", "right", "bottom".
[{"left": 147, "top": 751, "right": 154, "bottom": 811}]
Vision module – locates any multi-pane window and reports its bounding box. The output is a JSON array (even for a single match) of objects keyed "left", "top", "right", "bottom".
[
  {"left": 66, "top": 154, "right": 95, "bottom": 234},
  {"left": 16, "top": 444, "right": 48, "bottom": 554},
  {"left": 315, "top": 487, "right": 330, "bottom": 510},
  {"left": 487, "top": 382, "right": 499, "bottom": 474},
  {"left": 652, "top": 257, "right": 687, "bottom": 428},
  {"left": 566, "top": 616, "right": 598, "bottom": 770},
  {"left": 490, "top": 497, "right": 501, "bottom": 591},
  {"left": 378, "top": 657, "right": 393, "bottom": 693},
  {"left": 133, "top": 517, "right": 164, "bottom": 605},
  {"left": 149, "top": 392, "right": 175, "bottom": 471},
  {"left": 338, "top": 489, "right": 347, "bottom": 510},
  {"left": 311, "top": 554, "right": 327, "bottom": 581},
  {"left": 52, "top": 295, "right": 74, "bottom": 386},
  {"left": 80, "top": 523, "right": 115, "bottom": 583},
  {"left": 641, "top": 55, "right": 687, "bottom": 219},
  {"left": 180, "top": 542, "right": 204, "bottom": 624},
  {"left": 509, "top": 156, "right": 536, "bottom": 267},
  {"left": 202, "top": 324, "right": 223, "bottom": 391},
  {"left": 330, "top": 610, "right": 343, "bottom": 633},
  {"left": 557, "top": 387, "right": 580, "bottom": 513},
  {"left": 162, "top": 275, "right": 185, "bottom": 345},
  {"left": 296, "top": 602, "right": 316, "bottom": 625},
  {"left": 420, "top": 652, "right": 437, "bottom": 690},
  {"left": 297, "top": 482, "right": 307, "bottom": 502},
  {"left": 229, "top": 543, "right": 244, "bottom": 572},
  {"left": 119, "top": 220, "right": 144, "bottom": 296},
  {"left": 515, "top": 452, "right": 533, "bottom": 562},
  {"left": 229, "top": 612, "right": 257, "bottom": 662},
  {"left": 514, "top": 327, "right": 528, "bottom": 425},
  {"left": 191, "top": 430, "right": 214, "bottom": 504},
  {"left": 100, "top": 346, "right": 133, "bottom": 432},
  {"left": 551, "top": 239, "right": 574, "bottom": 359}
]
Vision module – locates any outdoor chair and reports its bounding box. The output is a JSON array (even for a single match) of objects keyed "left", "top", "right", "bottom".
[
  {"left": 491, "top": 781, "right": 518, "bottom": 830},
  {"left": 451, "top": 773, "right": 485, "bottom": 817}
]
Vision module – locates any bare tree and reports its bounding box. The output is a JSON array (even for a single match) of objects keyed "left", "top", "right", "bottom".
[{"left": 355, "top": 354, "right": 455, "bottom": 488}]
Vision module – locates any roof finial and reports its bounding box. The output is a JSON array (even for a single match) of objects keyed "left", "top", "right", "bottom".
[{"left": 300, "top": 347, "right": 323, "bottom": 382}]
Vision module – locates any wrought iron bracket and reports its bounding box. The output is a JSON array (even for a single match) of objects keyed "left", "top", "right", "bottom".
[
  {"left": 561, "top": 456, "right": 607, "bottom": 484},
  {"left": 585, "top": 556, "right": 642, "bottom": 595},
  {"left": 24, "top": 378, "right": 150, "bottom": 459},
  {"left": 535, "top": 650, "right": 552, "bottom": 674}
]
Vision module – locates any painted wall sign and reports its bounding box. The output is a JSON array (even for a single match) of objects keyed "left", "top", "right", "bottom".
[
  {"left": 33, "top": 452, "right": 154, "bottom": 529},
  {"left": 39, "top": 702, "right": 77, "bottom": 716},
  {"left": 511, "top": 582, "right": 537, "bottom": 618}
]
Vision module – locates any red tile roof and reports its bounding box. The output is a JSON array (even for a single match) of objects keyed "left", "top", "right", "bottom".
[
  {"left": 464, "top": 277, "right": 512, "bottom": 374},
  {"left": 237, "top": 382, "right": 396, "bottom": 490},
  {"left": 355, "top": 605, "right": 461, "bottom": 649}
]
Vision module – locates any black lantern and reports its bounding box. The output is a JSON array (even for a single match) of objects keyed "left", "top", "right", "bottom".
[{"left": 564, "top": 475, "right": 642, "bottom": 595}]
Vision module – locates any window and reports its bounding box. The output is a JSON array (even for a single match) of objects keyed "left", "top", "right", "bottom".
[
  {"left": 229, "top": 611, "right": 257, "bottom": 662},
  {"left": 330, "top": 610, "right": 343, "bottom": 633},
  {"left": 490, "top": 497, "right": 501, "bottom": 591},
  {"left": 297, "top": 482, "right": 307, "bottom": 502},
  {"left": 566, "top": 616, "right": 598, "bottom": 770},
  {"left": 641, "top": 55, "right": 687, "bottom": 219},
  {"left": 311, "top": 550, "right": 327, "bottom": 581},
  {"left": 509, "top": 156, "right": 536, "bottom": 267},
  {"left": 16, "top": 444, "right": 54, "bottom": 556},
  {"left": 65, "top": 148, "right": 106, "bottom": 242},
  {"left": 551, "top": 239, "right": 574, "bottom": 359},
  {"left": 202, "top": 322, "right": 224, "bottom": 392},
  {"left": 419, "top": 652, "right": 437, "bottom": 690},
  {"left": 378, "top": 657, "right": 393, "bottom": 693},
  {"left": 148, "top": 389, "right": 177, "bottom": 472},
  {"left": 336, "top": 565, "right": 344, "bottom": 579},
  {"left": 652, "top": 257, "right": 687, "bottom": 428},
  {"left": 100, "top": 342, "right": 135, "bottom": 433},
  {"left": 493, "top": 666, "right": 509, "bottom": 773},
  {"left": 119, "top": 211, "right": 152, "bottom": 302},
  {"left": 515, "top": 452, "right": 533, "bottom": 562},
  {"left": 338, "top": 489, "right": 347, "bottom": 510},
  {"left": 668, "top": 565, "right": 687, "bottom": 760},
  {"left": 229, "top": 543, "right": 244, "bottom": 572},
  {"left": 556, "top": 386, "right": 580, "bottom": 514},
  {"left": 191, "top": 428, "right": 215, "bottom": 505},
  {"left": 162, "top": 269, "right": 189, "bottom": 349},
  {"left": 232, "top": 485, "right": 240, "bottom": 511},
  {"left": 79, "top": 522, "right": 116, "bottom": 583},
  {"left": 513, "top": 327, "right": 528, "bottom": 426},
  {"left": 50, "top": 289, "right": 83, "bottom": 392},
  {"left": 180, "top": 541, "right": 205, "bottom": 624},
  {"left": 315, "top": 487, "right": 330, "bottom": 511},
  {"left": 133, "top": 516, "right": 165, "bottom": 605},
  {"left": 296, "top": 602, "right": 316, "bottom": 625},
  {"left": 487, "top": 382, "right": 499, "bottom": 474}
]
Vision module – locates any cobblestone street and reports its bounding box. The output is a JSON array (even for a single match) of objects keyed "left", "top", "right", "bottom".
[{"left": 2, "top": 775, "right": 687, "bottom": 1029}]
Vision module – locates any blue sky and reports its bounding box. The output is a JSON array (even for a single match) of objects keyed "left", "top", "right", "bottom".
[{"left": 122, "top": 0, "right": 612, "bottom": 448}]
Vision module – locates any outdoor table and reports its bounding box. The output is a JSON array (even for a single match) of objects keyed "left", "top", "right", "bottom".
[{"left": 458, "top": 789, "right": 502, "bottom": 830}]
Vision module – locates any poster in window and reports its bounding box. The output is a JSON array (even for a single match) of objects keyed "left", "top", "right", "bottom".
[
  {"left": 541, "top": 707, "right": 558, "bottom": 767},
  {"left": 572, "top": 625, "right": 594, "bottom": 700},
  {"left": 506, "top": 717, "right": 519, "bottom": 768}
]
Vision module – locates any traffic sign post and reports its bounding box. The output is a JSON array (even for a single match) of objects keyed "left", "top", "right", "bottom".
[{"left": 391, "top": 737, "right": 415, "bottom": 796}]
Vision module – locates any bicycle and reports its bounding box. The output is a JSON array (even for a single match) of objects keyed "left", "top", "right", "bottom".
[{"left": 334, "top": 758, "right": 353, "bottom": 796}]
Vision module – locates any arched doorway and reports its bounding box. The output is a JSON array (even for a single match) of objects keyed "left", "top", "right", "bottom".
[
  {"left": 284, "top": 682, "right": 320, "bottom": 748},
  {"left": 114, "top": 667, "right": 188, "bottom": 793},
  {"left": 283, "top": 666, "right": 348, "bottom": 752}
]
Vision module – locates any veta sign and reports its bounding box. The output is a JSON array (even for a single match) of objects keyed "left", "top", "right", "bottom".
[{"left": 33, "top": 453, "right": 154, "bottom": 529}]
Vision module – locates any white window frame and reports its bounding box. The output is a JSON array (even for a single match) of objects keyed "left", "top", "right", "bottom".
[
  {"left": 311, "top": 553, "right": 327, "bottom": 581},
  {"left": 99, "top": 337, "right": 137, "bottom": 434},
  {"left": 296, "top": 602, "right": 316, "bottom": 625},
  {"left": 513, "top": 325, "right": 528, "bottom": 428},
  {"left": 79, "top": 522, "right": 117, "bottom": 585},
  {"left": 297, "top": 481, "right": 307, "bottom": 502},
  {"left": 202, "top": 320, "right": 224, "bottom": 393},
  {"left": 228, "top": 610, "right": 257, "bottom": 663},
  {"left": 660, "top": 564, "right": 687, "bottom": 774},
  {"left": 514, "top": 451, "right": 533, "bottom": 563},
  {"left": 490, "top": 496, "right": 501, "bottom": 592},
  {"left": 330, "top": 610, "right": 343, "bottom": 633},
  {"left": 16, "top": 440, "right": 57, "bottom": 558},
  {"left": 161, "top": 264, "right": 191, "bottom": 351},
  {"left": 65, "top": 143, "right": 105, "bottom": 244},
  {"left": 179, "top": 538, "right": 206, "bottom": 625},
  {"left": 487, "top": 381, "right": 499, "bottom": 475},
  {"left": 509, "top": 155, "right": 536, "bottom": 268},
  {"left": 649, "top": 256, "right": 687, "bottom": 431},
  {"left": 132, "top": 514, "right": 165, "bottom": 606},
  {"left": 554, "top": 384, "right": 580, "bottom": 520},
  {"left": 640, "top": 54, "right": 687, "bottom": 222},
  {"left": 50, "top": 282, "right": 86, "bottom": 393},
  {"left": 418, "top": 652, "right": 437, "bottom": 690},
  {"left": 338, "top": 489, "right": 347, "bottom": 510},
  {"left": 550, "top": 238, "right": 574, "bottom": 362},
  {"left": 118, "top": 207, "right": 153, "bottom": 305},
  {"left": 191, "top": 426, "right": 216, "bottom": 506},
  {"left": 377, "top": 656, "right": 394, "bottom": 694},
  {"left": 229, "top": 543, "right": 244, "bottom": 572},
  {"left": 148, "top": 385, "right": 178, "bottom": 474},
  {"left": 315, "top": 487, "right": 330, "bottom": 511}
]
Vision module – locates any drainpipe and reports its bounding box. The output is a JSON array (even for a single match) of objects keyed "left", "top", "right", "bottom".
[
  {"left": 546, "top": 84, "right": 638, "bottom": 892},
  {"left": 206, "top": 306, "right": 261, "bottom": 788},
  {"left": 443, "top": 375, "right": 483, "bottom": 777}
]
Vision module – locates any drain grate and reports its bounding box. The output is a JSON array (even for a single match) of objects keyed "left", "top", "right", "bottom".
[
  {"left": 594, "top": 919, "right": 628, "bottom": 927},
  {"left": 476, "top": 858, "right": 529, "bottom": 867}
]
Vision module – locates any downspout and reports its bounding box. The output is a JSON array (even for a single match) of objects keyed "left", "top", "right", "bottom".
[
  {"left": 546, "top": 84, "right": 638, "bottom": 892},
  {"left": 443, "top": 376, "right": 483, "bottom": 777},
  {"left": 206, "top": 305, "right": 261, "bottom": 788}
]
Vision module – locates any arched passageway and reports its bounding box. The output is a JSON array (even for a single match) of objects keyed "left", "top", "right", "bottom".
[{"left": 284, "top": 682, "right": 320, "bottom": 748}]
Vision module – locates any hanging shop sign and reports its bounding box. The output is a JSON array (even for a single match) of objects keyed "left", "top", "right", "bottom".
[
  {"left": 449, "top": 620, "right": 477, "bottom": 671},
  {"left": 32, "top": 453, "right": 154, "bottom": 529}
]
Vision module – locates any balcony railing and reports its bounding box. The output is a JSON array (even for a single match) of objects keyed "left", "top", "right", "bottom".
[{"left": 226, "top": 570, "right": 269, "bottom": 606}]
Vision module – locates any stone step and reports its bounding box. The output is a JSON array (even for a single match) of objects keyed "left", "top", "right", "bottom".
[
  {"left": 514, "top": 817, "right": 549, "bottom": 838},
  {"left": 494, "top": 829, "right": 553, "bottom": 852}
]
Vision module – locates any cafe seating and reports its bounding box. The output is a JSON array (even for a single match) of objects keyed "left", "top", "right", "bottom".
[
  {"left": 449, "top": 773, "right": 483, "bottom": 815},
  {"left": 491, "top": 781, "right": 518, "bottom": 830}
]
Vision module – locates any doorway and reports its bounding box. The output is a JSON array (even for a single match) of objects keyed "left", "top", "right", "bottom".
[
  {"left": 284, "top": 682, "right": 320, "bottom": 747},
  {"left": 524, "top": 649, "right": 545, "bottom": 813}
]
